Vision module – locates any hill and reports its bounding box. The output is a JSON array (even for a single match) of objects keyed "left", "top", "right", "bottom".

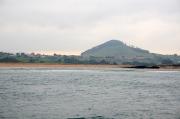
[
  {"left": 81, "top": 40, "right": 180, "bottom": 65},
  {"left": 0, "top": 40, "right": 180, "bottom": 66},
  {"left": 82, "top": 40, "right": 151, "bottom": 57}
]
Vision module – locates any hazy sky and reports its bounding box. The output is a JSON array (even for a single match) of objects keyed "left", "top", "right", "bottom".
[{"left": 0, "top": 0, "right": 180, "bottom": 55}]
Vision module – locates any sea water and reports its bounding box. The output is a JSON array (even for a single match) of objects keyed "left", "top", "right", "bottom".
[{"left": 0, "top": 68, "right": 180, "bottom": 119}]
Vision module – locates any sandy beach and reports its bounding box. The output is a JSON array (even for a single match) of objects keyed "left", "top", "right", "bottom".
[
  {"left": 0, "top": 63, "right": 180, "bottom": 71},
  {"left": 0, "top": 63, "right": 124, "bottom": 68}
]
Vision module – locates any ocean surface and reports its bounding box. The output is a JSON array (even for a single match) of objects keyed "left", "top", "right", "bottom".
[{"left": 0, "top": 67, "right": 180, "bottom": 119}]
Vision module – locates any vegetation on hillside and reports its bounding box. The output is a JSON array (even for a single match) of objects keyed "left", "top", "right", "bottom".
[
  {"left": 1, "top": 40, "right": 180, "bottom": 66},
  {"left": 0, "top": 51, "right": 180, "bottom": 66},
  {"left": 0, "top": 52, "right": 111, "bottom": 65}
]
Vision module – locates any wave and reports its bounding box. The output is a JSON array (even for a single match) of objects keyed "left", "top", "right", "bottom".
[{"left": 67, "top": 116, "right": 114, "bottom": 119}]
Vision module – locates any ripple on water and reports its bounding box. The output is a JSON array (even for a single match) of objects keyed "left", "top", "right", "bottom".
[
  {"left": 67, "top": 116, "right": 114, "bottom": 119},
  {"left": 0, "top": 68, "right": 180, "bottom": 119}
]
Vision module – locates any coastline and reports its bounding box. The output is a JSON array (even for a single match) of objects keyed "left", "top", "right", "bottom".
[
  {"left": 0, "top": 63, "right": 180, "bottom": 71},
  {"left": 0, "top": 63, "right": 124, "bottom": 68}
]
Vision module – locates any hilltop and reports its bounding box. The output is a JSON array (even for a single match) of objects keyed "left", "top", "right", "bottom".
[
  {"left": 81, "top": 40, "right": 180, "bottom": 65},
  {"left": 82, "top": 40, "right": 151, "bottom": 57}
]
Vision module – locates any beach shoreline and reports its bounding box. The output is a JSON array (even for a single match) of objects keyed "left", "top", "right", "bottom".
[
  {"left": 0, "top": 63, "right": 124, "bottom": 68},
  {"left": 0, "top": 63, "right": 180, "bottom": 71}
]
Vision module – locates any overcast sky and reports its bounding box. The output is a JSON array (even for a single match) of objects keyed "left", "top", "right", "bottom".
[{"left": 0, "top": 0, "right": 180, "bottom": 55}]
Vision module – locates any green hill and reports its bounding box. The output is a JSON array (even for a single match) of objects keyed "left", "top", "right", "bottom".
[
  {"left": 81, "top": 40, "right": 180, "bottom": 65},
  {"left": 82, "top": 40, "right": 152, "bottom": 57}
]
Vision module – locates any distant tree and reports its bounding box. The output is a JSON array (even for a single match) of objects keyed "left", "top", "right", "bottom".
[
  {"left": 88, "top": 59, "right": 98, "bottom": 64},
  {"left": 99, "top": 59, "right": 109, "bottom": 64},
  {"left": 16, "top": 53, "right": 21, "bottom": 57},
  {"left": 53, "top": 53, "right": 57, "bottom": 56},
  {"left": 174, "top": 54, "right": 178, "bottom": 57},
  {"left": 0, "top": 57, "right": 19, "bottom": 63},
  {"left": 161, "top": 58, "right": 173, "bottom": 65},
  {"left": 29, "top": 58, "right": 36, "bottom": 63},
  {"left": 30, "top": 52, "right": 35, "bottom": 56},
  {"left": 113, "top": 62, "right": 117, "bottom": 65}
]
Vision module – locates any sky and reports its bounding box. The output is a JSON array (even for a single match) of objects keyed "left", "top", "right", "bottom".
[{"left": 0, "top": 0, "right": 180, "bottom": 55}]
